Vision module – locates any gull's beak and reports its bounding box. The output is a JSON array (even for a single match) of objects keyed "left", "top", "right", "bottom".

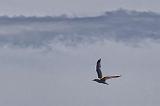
[{"left": 92, "top": 79, "right": 96, "bottom": 81}]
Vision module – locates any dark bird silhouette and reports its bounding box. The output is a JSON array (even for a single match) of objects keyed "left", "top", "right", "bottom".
[{"left": 93, "top": 58, "right": 121, "bottom": 85}]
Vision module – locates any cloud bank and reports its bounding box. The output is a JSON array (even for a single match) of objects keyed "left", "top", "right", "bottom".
[{"left": 0, "top": 9, "right": 160, "bottom": 48}]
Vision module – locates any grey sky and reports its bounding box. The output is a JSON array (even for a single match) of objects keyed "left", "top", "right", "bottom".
[
  {"left": 0, "top": 11, "right": 160, "bottom": 106},
  {"left": 0, "top": 2, "right": 160, "bottom": 106},
  {"left": 0, "top": 41, "right": 160, "bottom": 106},
  {"left": 0, "top": 0, "right": 160, "bottom": 16}
]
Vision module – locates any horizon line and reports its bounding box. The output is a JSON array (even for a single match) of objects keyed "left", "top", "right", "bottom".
[{"left": 0, "top": 8, "right": 160, "bottom": 18}]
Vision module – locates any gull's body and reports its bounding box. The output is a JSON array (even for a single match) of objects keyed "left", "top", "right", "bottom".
[{"left": 93, "top": 59, "right": 121, "bottom": 85}]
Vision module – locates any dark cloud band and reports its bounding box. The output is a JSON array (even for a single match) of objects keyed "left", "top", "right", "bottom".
[{"left": 0, "top": 9, "right": 160, "bottom": 48}]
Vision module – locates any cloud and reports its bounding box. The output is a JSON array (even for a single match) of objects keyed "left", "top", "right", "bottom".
[{"left": 0, "top": 9, "right": 160, "bottom": 48}]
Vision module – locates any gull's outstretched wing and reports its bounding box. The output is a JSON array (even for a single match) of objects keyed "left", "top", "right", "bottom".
[{"left": 96, "top": 59, "right": 102, "bottom": 78}]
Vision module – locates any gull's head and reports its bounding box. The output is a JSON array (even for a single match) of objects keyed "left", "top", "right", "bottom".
[{"left": 92, "top": 79, "right": 99, "bottom": 82}]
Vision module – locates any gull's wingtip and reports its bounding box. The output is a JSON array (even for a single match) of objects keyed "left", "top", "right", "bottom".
[{"left": 97, "top": 58, "right": 101, "bottom": 62}]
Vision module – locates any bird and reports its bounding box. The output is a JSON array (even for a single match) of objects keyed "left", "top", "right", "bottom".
[{"left": 93, "top": 58, "right": 121, "bottom": 85}]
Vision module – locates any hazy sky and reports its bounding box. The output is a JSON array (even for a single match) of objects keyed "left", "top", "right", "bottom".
[
  {"left": 0, "top": 12, "right": 160, "bottom": 106},
  {"left": 0, "top": 0, "right": 160, "bottom": 16},
  {"left": 0, "top": 2, "right": 160, "bottom": 106},
  {"left": 1, "top": 41, "right": 160, "bottom": 106}
]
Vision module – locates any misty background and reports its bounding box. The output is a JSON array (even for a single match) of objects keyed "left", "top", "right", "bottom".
[
  {"left": 0, "top": 9, "right": 160, "bottom": 48},
  {"left": 0, "top": 9, "right": 160, "bottom": 106}
]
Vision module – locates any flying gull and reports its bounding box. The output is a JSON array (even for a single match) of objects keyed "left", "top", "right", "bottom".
[{"left": 93, "top": 58, "right": 121, "bottom": 85}]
